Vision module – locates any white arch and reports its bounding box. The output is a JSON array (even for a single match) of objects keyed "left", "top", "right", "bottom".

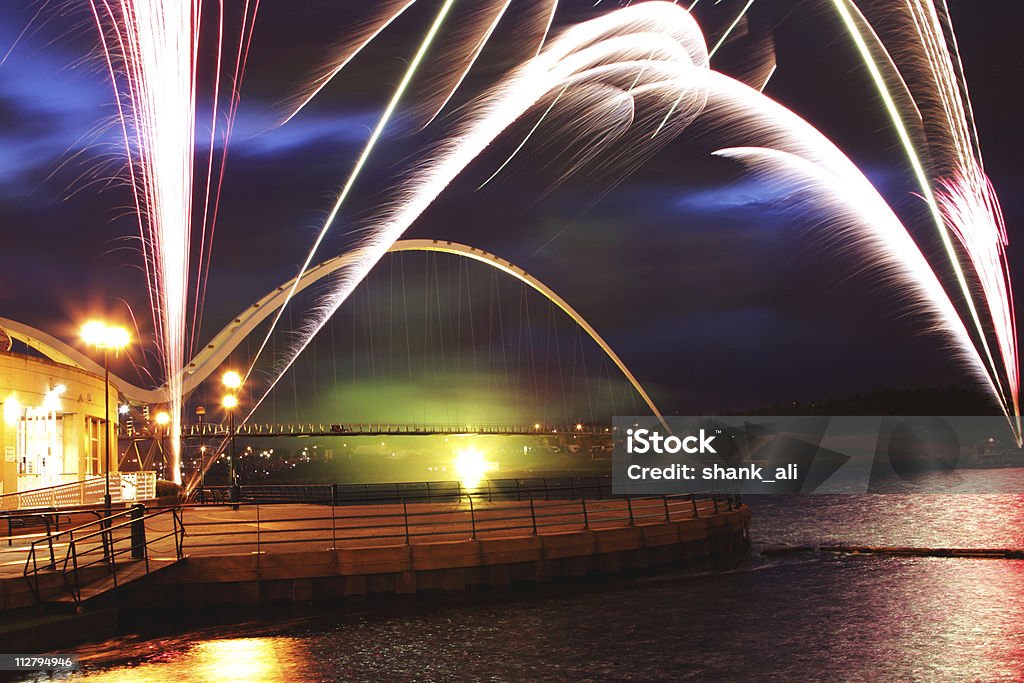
[{"left": 0, "top": 239, "right": 663, "bottom": 420}]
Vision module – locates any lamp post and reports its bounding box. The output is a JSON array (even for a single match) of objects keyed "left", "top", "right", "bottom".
[
  {"left": 81, "top": 321, "right": 130, "bottom": 513},
  {"left": 199, "top": 444, "right": 207, "bottom": 504},
  {"left": 222, "top": 371, "right": 242, "bottom": 506},
  {"left": 196, "top": 405, "right": 206, "bottom": 503},
  {"left": 154, "top": 411, "right": 170, "bottom": 480}
]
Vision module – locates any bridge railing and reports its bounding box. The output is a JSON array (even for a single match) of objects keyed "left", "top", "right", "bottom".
[
  {"left": 177, "top": 490, "right": 742, "bottom": 556},
  {"left": 126, "top": 423, "right": 613, "bottom": 438}
]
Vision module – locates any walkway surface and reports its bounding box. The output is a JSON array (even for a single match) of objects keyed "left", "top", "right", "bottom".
[{"left": 0, "top": 497, "right": 727, "bottom": 579}]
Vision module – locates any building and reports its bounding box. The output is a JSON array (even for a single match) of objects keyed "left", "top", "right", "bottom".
[{"left": 0, "top": 349, "right": 118, "bottom": 496}]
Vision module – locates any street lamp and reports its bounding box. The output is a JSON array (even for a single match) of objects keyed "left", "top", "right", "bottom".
[
  {"left": 222, "top": 370, "right": 242, "bottom": 392},
  {"left": 195, "top": 405, "right": 207, "bottom": 503},
  {"left": 81, "top": 320, "right": 130, "bottom": 512},
  {"left": 222, "top": 371, "right": 241, "bottom": 505},
  {"left": 199, "top": 444, "right": 208, "bottom": 504},
  {"left": 154, "top": 410, "right": 170, "bottom": 479}
]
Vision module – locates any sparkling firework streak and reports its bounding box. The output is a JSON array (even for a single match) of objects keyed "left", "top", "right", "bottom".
[
  {"left": 89, "top": 0, "right": 259, "bottom": 481},
  {"left": 248, "top": 1, "right": 777, "bottom": 388},
  {"left": 241, "top": 0, "right": 457, "bottom": 390},
  {"left": 283, "top": 0, "right": 560, "bottom": 126},
  {"left": 250, "top": 1, "right": 1013, "bottom": 438},
  {"left": 832, "top": 0, "right": 1019, "bottom": 437},
  {"left": 246, "top": 1, "right": 564, "bottom": 381},
  {"left": 244, "top": 2, "right": 712, "bottom": 418}
]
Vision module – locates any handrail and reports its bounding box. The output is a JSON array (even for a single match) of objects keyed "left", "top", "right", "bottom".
[
  {"left": 190, "top": 476, "right": 617, "bottom": 507},
  {"left": 22, "top": 505, "right": 185, "bottom": 607},
  {"left": 178, "top": 491, "right": 742, "bottom": 556}
]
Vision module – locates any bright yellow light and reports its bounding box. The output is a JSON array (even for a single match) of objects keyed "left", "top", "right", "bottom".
[
  {"left": 81, "top": 320, "right": 130, "bottom": 350},
  {"left": 106, "top": 326, "right": 130, "bottom": 349},
  {"left": 154, "top": 411, "right": 170, "bottom": 426},
  {"left": 533, "top": 423, "right": 541, "bottom": 430},
  {"left": 3, "top": 393, "right": 20, "bottom": 426},
  {"left": 222, "top": 394, "right": 238, "bottom": 410},
  {"left": 42, "top": 385, "right": 66, "bottom": 413},
  {"left": 575, "top": 423, "right": 584, "bottom": 431},
  {"left": 454, "top": 447, "right": 488, "bottom": 489},
  {"left": 194, "top": 637, "right": 287, "bottom": 682},
  {"left": 81, "top": 320, "right": 107, "bottom": 346},
  {"left": 222, "top": 370, "right": 242, "bottom": 390}
]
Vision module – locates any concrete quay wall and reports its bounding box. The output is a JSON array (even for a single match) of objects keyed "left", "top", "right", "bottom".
[{"left": 142, "top": 506, "right": 751, "bottom": 607}]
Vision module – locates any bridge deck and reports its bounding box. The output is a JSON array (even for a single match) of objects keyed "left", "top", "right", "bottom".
[{"left": 124, "top": 423, "right": 613, "bottom": 439}]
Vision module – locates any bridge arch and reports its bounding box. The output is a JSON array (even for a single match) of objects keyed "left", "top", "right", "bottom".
[{"left": 0, "top": 239, "right": 662, "bottom": 420}]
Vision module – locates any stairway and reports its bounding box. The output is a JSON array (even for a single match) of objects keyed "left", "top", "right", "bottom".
[{"left": 46, "top": 556, "right": 185, "bottom": 608}]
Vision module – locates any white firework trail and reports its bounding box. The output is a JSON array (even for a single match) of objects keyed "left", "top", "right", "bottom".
[
  {"left": 247, "top": 1, "right": 1007, "bottom": 433},
  {"left": 89, "top": 0, "right": 259, "bottom": 481},
  {"left": 240, "top": 0, "right": 458, "bottom": 391},
  {"left": 283, "top": 0, "right": 561, "bottom": 127},
  {"left": 243, "top": 1, "right": 566, "bottom": 385},
  {"left": 249, "top": 1, "right": 777, "bottom": 391},
  {"left": 244, "top": 2, "right": 712, "bottom": 418},
  {"left": 832, "top": 0, "right": 1019, "bottom": 438}
]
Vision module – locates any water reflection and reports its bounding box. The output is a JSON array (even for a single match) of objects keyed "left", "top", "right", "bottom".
[{"left": 72, "top": 637, "right": 304, "bottom": 683}]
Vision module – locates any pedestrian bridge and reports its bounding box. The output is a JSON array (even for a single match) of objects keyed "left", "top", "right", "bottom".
[{"left": 133, "top": 422, "right": 613, "bottom": 439}]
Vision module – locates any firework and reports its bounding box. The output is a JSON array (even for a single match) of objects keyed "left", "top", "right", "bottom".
[
  {"left": 247, "top": 1, "right": 780, "bottom": 390},
  {"left": 283, "top": 0, "right": 559, "bottom": 126},
  {"left": 832, "top": 0, "right": 1019, "bottom": 437},
  {"left": 89, "top": 0, "right": 259, "bottom": 481},
  {"left": 249, "top": 1, "right": 1013, "bottom": 443},
  {"left": 245, "top": 2, "right": 712, "bottom": 417}
]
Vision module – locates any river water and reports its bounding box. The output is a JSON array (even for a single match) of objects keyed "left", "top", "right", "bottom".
[{"left": 21, "top": 471, "right": 1024, "bottom": 682}]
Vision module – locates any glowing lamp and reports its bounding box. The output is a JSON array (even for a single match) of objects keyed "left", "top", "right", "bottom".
[
  {"left": 3, "top": 393, "right": 20, "bottom": 426},
  {"left": 154, "top": 411, "right": 170, "bottom": 427},
  {"left": 81, "top": 321, "right": 130, "bottom": 350},
  {"left": 222, "top": 371, "right": 242, "bottom": 390},
  {"left": 42, "top": 385, "right": 66, "bottom": 413},
  {"left": 222, "top": 395, "right": 238, "bottom": 410}
]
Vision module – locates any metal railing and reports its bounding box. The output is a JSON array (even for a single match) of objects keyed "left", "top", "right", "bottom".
[
  {"left": 192, "top": 476, "right": 616, "bottom": 506},
  {"left": 22, "top": 505, "right": 184, "bottom": 607},
  {"left": 180, "top": 491, "right": 741, "bottom": 556},
  {"left": 1, "top": 472, "right": 158, "bottom": 511},
  {"left": 2, "top": 509, "right": 74, "bottom": 546}
]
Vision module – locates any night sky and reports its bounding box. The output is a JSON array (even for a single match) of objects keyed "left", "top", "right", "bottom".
[{"left": 1, "top": 0, "right": 1023, "bottom": 423}]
